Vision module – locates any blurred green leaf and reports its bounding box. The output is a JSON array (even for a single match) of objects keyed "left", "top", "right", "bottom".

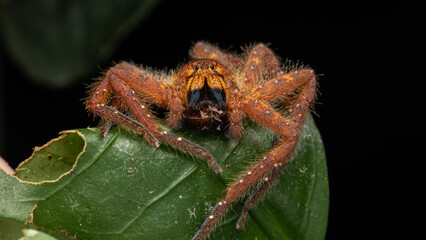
[
  {"left": 0, "top": 219, "right": 32, "bottom": 240},
  {"left": 0, "top": 0, "right": 159, "bottom": 88},
  {"left": 0, "top": 220, "right": 68, "bottom": 240},
  {"left": 20, "top": 229, "right": 57, "bottom": 240},
  {"left": 0, "top": 114, "right": 328, "bottom": 239}
]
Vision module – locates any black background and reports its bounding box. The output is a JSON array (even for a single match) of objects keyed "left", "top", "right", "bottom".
[{"left": 1, "top": 1, "right": 419, "bottom": 239}]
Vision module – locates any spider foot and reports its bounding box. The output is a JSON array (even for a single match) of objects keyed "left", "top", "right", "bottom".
[
  {"left": 157, "top": 131, "right": 223, "bottom": 174},
  {"left": 100, "top": 120, "right": 114, "bottom": 137}
]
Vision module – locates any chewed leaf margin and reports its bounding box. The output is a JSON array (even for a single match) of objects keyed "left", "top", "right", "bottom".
[{"left": 14, "top": 130, "right": 87, "bottom": 184}]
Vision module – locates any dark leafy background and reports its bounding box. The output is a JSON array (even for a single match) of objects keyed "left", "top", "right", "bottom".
[{"left": 0, "top": 1, "right": 419, "bottom": 239}]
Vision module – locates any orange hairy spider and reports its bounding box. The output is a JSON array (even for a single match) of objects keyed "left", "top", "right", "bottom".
[{"left": 86, "top": 42, "right": 317, "bottom": 240}]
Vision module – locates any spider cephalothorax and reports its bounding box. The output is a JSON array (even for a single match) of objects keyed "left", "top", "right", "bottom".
[{"left": 86, "top": 42, "right": 316, "bottom": 240}]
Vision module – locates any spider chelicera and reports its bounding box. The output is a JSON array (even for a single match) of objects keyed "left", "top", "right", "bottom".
[{"left": 86, "top": 42, "right": 317, "bottom": 240}]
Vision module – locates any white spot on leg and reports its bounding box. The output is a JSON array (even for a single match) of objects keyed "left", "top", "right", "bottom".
[
  {"left": 209, "top": 215, "right": 214, "bottom": 219},
  {"left": 177, "top": 137, "right": 182, "bottom": 141}
]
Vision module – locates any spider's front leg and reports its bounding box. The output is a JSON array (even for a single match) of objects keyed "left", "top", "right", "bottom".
[
  {"left": 193, "top": 138, "right": 297, "bottom": 240},
  {"left": 235, "top": 69, "right": 317, "bottom": 229},
  {"left": 86, "top": 62, "right": 222, "bottom": 174},
  {"left": 193, "top": 69, "right": 316, "bottom": 240}
]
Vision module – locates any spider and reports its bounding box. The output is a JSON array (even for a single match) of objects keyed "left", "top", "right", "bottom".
[{"left": 86, "top": 42, "right": 317, "bottom": 240}]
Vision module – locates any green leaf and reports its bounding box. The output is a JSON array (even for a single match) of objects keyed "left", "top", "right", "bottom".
[
  {"left": 20, "top": 229, "right": 57, "bottom": 240},
  {"left": 0, "top": 0, "right": 159, "bottom": 88},
  {"left": 0, "top": 114, "right": 328, "bottom": 239},
  {"left": 0, "top": 220, "right": 68, "bottom": 240},
  {"left": 15, "top": 132, "right": 84, "bottom": 183},
  {"left": 0, "top": 219, "right": 33, "bottom": 240}
]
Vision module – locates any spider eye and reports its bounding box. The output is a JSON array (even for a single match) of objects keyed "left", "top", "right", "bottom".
[
  {"left": 195, "top": 65, "right": 199, "bottom": 70},
  {"left": 210, "top": 65, "right": 214, "bottom": 69}
]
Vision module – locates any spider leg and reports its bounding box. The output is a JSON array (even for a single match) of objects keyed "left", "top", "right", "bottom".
[
  {"left": 227, "top": 96, "right": 244, "bottom": 139},
  {"left": 190, "top": 41, "right": 243, "bottom": 70},
  {"left": 87, "top": 63, "right": 223, "bottom": 174},
  {"left": 193, "top": 69, "right": 316, "bottom": 239},
  {"left": 167, "top": 90, "right": 184, "bottom": 129},
  {"left": 248, "top": 69, "right": 317, "bottom": 131},
  {"left": 253, "top": 69, "right": 316, "bottom": 102},
  {"left": 99, "top": 96, "right": 123, "bottom": 136},
  {"left": 234, "top": 70, "right": 317, "bottom": 228},
  {"left": 236, "top": 163, "right": 284, "bottom": 229},
  {"left": 242, "top": 43, "right": 282, "bottom": 90},
  {"left": 87, "top": 73, "right": 162, "bottom": 146},
  {"left": 192, "top": 138, "right": 297, "bottom": 240}
]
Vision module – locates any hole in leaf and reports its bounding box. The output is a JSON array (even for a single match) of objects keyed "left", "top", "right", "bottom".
[{"left": 14, "top": 131, "right": 85, "bottom": 183}]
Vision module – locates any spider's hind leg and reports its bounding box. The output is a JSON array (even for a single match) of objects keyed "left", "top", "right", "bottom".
[
  {"left": 241, "top": 43, "right": 282, "bottom": 90},
  {"left": 190, "top": 41, "right": 243, "bottom": 69}
]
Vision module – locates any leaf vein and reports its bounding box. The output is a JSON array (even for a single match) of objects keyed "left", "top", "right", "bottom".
[{"left": 118, "top": 165, "right": 198, "bottom": 234}]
